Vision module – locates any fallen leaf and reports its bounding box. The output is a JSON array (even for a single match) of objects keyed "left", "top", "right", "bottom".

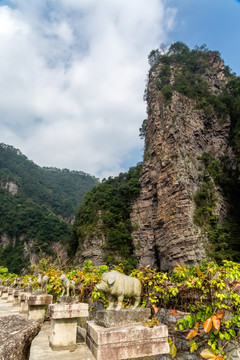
[
  {"left": 216, "top": 311, "right": 224, "bottom": 319},
  {"left": 152, "top": 303, "right": 159, "bottom": 314},
  {"left": 186, "top": 328, "right": 198, "bottom": 339},
  {"left": 200, "top": 348, "right": 216, "bottom": 359},
  {"left": 169, "top": 310, "right": 180, "bottom": 316},
  {"left": 212, "top": 315, "right": 220, "bottom": 331},
  {"left": 196, "top": 267, "right": 202, "bottom": 277},
  {"left": 203, "top": 317, "right": 213, "bottom": 333}
]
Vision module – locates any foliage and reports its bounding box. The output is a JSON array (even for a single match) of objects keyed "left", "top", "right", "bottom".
[
  {"left": 132, "top": 261, "right": 240, "bottom": 359},
  {"left": 0, "top": 143, "right": 99, "bottom": 273},
  {"left": 193, "top": 153, "right": 240, "bottom": 263},
  {"left": 69, "top": 164, "right": 143, "bottom": 271},
  {"left": 0, "top": 187, "right": 71, "bottom": 273},
  {"left": 148, "top": 42, "right": 231, "bottom": 117}
]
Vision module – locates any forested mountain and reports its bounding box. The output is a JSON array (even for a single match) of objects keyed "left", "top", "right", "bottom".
[
  {"left": 0, "top": 144, "right": 99, "bottom": 219},
  {"left": 0, "top": 143, "right": 99, "bottom": 273}
]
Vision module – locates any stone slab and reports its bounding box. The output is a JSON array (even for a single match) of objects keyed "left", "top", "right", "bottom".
[
  {"left": 49, "top": 303, "right": 88, "bottom": 319},
  {"left": 94, "top": 308, "right": 151, "bottom": 328},
  {"left": 0, "top": 314, "right": 40, "bottom": 360},
  {"left": 86, "top": 321, "right": 169, "bottom": 360},
  {"left": 13, "top": 289, "right": 22, "bottom": 297},
  {"left": 26, "top": 294, "right": 53, "bottom": 305}
]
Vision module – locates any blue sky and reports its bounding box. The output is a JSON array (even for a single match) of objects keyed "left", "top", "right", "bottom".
[{"left": 0, "top": 0, "right": 239, "bottom": 179}]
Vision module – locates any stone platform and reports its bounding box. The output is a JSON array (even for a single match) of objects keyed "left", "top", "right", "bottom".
[{"left": 86, "top": 320, "right": 169, "bottom": 360}]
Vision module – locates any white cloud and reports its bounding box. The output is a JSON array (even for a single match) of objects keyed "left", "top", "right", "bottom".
[{"left": 0, "top": 0, "right": 176, "bottom": 178}]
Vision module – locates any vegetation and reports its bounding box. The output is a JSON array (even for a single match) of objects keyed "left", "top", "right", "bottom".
[
  {"left": 0, "top": 143, "right": 99, "bottom": 273},
  {"left": 0, "top": 143, "right": 99, "bottom": 218},
  {"left": 148, "top": 42, "right": 232, "bottom": 117},
  {"left": 193, "top": 153, "right": 240, "bottom": 263},
  {"left": 1, "top": 259, "right": 240, "bottom": 359},
  {"left": 68, "top": 164, "right": 143, "bottom": 271},
  {"left": 0, "top": 187, "right": 71, "bottom": 273}
]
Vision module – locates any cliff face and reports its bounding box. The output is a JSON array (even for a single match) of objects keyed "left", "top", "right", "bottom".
[{"left": 131, "top": 59, "right": 233, "bottom": 272}]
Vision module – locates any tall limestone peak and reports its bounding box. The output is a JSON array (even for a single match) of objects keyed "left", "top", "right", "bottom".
[{"left": 131, "top": 43, "right": 236, "bottom": 272}]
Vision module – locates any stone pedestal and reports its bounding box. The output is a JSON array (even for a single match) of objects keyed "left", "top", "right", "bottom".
[
  {"left": 0, "top": 287, "right": 8, "bottom": 300},
  {"left": 48, "top": 303, "right": 88, "bottom": 351},
  {"left": 87, "top": 321, "right": 169, "bottom": 360},
  {"left": 12, "top": 289, "right": 22, "bottom": 306},
  {"left": 26, "top": 294, "right": 53, "bottom": 323},
  {"left": 19, "top": 292, "right": 31, "bottom": 314},
  {"left": 7, "top": 288, "right": 14, "bottom": 302}
]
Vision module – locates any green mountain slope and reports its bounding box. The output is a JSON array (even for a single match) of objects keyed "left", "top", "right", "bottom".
[
  {"left": 0, "top": 143, "right": 99, "bottom": 273},
  {"left": 0, "top": 143, "right": 99, "bottom": 218}
]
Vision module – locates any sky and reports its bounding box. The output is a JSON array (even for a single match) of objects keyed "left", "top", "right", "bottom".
[{"left": 0, "top": 0, "right": 239, "bottom": 179}]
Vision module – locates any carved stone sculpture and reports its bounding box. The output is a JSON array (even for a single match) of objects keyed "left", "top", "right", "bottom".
[
  {"left": 59, "top": 273, "right": 75, "bottom": 297},
  {"left": 96, "top": 270, "right": 142, "bottom": 310},
  {"left": 37, "top": 274, "right": 49, "bottom": 293},
  {"left": 12, "top": 277, "right": 20, "bottom": 288}
]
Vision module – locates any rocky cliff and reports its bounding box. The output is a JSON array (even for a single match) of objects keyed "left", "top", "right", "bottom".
[{"left": 131, "top": 48, "right": 235, "bottom": 272}]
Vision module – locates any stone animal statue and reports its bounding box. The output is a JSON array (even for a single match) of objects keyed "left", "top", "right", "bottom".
[
  {"left": 12, "top": 277, "right": 20, "bottom": 287},
  {"left": 0, "top": 278, "right": 3, "bottom": 285},
  {"left": 59, "top": 273, "right": 75, "bottom": 297},
  {"left": 96, "top": 270, "right": 142, "bottom": 310},
  {"left": 37, "top": 274, "right": 49, "bottom": 293}
]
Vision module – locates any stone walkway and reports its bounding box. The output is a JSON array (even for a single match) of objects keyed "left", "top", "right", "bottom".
[{"left": 0, "top": 298, "right": 95, "bottom": 360}]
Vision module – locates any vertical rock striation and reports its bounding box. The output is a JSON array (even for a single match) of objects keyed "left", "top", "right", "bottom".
[{"left": 131, "top": 59, "right": 233, "bottom": 272}]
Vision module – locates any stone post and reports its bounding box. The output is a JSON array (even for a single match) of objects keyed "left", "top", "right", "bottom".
[
  {"left": 0, "top": 286, "right": 8, "bottom": 300},
  {"left": 19, "top": 292, "right": 31, "bottom": 314},
  {"left": 26, "top": 294, "right": 53, "bottom": 323},
  {"left": 12, "top": 289, "right": 22, "bottom": 306},
  {"left": 48, "top": 303, "right": 88, "bottom": 350},
  {"left": 7, "top": 287, "right": 14, "bottom": 303}
]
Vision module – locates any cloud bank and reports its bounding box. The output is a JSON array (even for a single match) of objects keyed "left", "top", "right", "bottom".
[{"left": 0, "top": 0, "right": 176, "bottom": 178}]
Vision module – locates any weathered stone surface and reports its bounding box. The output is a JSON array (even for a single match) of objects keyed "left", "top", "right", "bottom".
[
  {"left": 0, "top": 315, "right": 40, "bottom": 360},
  {"left": 0, "top": 180, "right": 18, "bottom": 195},
  {"left": 57, "top": 295, "right": 78, "bottom": 304},
  {"left": 26, "top": 294, "right": 53, "bottom": 305},
  {"left": 49, "top": 303, "right": 88, "bottom": 319},
  {"left": 86, "top": 321, "right": 169, "bottom": 360},
  {"left": 49, "top": 318, "right": 78, "bottom": 351},
  {"left": 131, "top": 60, "right": 235, "bottom": 272},
  {"left": 94, "top": 308, "right": 151, "bottom": 328}
]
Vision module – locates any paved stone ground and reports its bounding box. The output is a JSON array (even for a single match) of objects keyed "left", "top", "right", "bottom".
[{"left": 0, "top": 297, "right": 95, "bottom": 360}]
